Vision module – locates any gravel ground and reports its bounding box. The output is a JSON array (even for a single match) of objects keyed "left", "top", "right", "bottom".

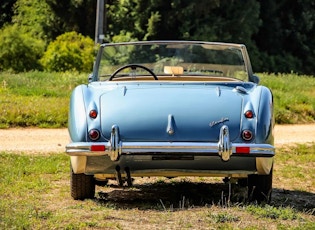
[{"left": 0, "top": 124, "right": 315, "bottom": 153}]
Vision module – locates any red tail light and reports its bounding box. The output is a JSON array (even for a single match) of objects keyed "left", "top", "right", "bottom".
[
  {"left": 236, "top": 146, "right": 250, "bottom": 154},
  {"left": 244, "top": 110, "right": 254, "bottom": 119},
  {"left": 91, "top": 145, "right": 106, "bottom": 151},
  {"left": 242, "top": 130, "right": 253, "bottom": 141},
  {"left": 89, "top": 129, "right": 100, "bottom": 140},
  {"left": 89, "top": 110, "right": 98, "bottom": 119}
]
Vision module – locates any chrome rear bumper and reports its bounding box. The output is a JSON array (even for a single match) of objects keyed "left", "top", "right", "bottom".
[{"left": 66, "top": 125, "right": 274, "bottom": 162}]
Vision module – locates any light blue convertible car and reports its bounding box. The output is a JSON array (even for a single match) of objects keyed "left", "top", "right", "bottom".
[{"left": 66, "top": 41, "right": 275, "bottom": 202}]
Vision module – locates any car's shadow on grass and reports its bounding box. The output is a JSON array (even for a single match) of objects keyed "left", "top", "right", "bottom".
[
  {"left": 272, "top": 188, "right": 315, "bottom": 212},
  {"left": 94, "top": 178, "right": 315, "bottom": 212},
  {"left": 96, "top": 180, "right": 231, "bottom": 210}
]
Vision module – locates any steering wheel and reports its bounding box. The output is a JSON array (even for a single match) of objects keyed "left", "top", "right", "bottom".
[{"left": 109, "top": 64, "right": 158, "bottom": 81}]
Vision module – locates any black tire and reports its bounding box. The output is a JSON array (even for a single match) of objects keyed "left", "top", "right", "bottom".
[
  {"left": 70, "top": 167, "right": 95, "bottom": 200},
  {"left": 248, "top": 168, "right": 273, "bottom": 203}
]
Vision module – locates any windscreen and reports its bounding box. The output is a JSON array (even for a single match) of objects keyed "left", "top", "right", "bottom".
[{"left": 97, "top": 42, "right": 248, "bottom": 81}]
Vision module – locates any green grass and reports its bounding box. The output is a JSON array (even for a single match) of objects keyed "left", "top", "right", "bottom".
[
  {"left": 0, "top": 71, "right": 314, "bottom": 127},
  {"left": 0, "top": 144, "right": 314, "bottom": 229},
  {"left": 245, "top": 205, "right": 298, "bottom": 220},
  {"left": 274, "top": 143, "right": 315, "bottom": 192},
  {"left": 0, "top": 153, "right": 70, "bottom": 229},
  {"left": 0, "top": 71, "right": 86, "bottom": 128},
  {"left": 259, "top": 73, "right": 315, "bottom": 124}
]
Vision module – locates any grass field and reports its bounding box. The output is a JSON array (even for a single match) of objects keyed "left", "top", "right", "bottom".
[
  {"left": 261, "top": 73, "right": 315, "bottom": 124},
  {"left": 0, "top": 71, "right": 86, "bottom": 128},
  {"left": 0, "top": 144, "right": 314, "bottom": 229},
  {"left": 0, "top": 71, "right": 315, "bottom": 128}
]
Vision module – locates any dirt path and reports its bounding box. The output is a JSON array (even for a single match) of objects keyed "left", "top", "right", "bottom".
[
  {"left": 0, "top": 124, "right": 315, "bottom": 153},
  {"left": 0, "top": 128, "right": 68, "bottom": 153},
  {"left": 274, "top": 124, "right": 315, "bottom": 146}
]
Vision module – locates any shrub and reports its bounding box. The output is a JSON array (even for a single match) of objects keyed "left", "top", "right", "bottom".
[
  {"left": 0, "top": 25, "right": 45, "bottom": 72},
  {"left": 40, "top": 31, "right": 96, "bottom": 72}
]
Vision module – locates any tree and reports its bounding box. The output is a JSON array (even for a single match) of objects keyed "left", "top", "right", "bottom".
[
  {"left": 106, "top": 0, "right": 261, "bottom": 46},
  {"left": 0, "top": 0, "right": 52, "bottom": 71},
  {"left": 105, "top": 0, "right": 262, "bottom": 71},
  {"left": 0, "top": 0, "right": 16, "bottom": 28},
  {"left": 46, "top": 0, "right": 96, "bottom": 39},
  {"left": 106, "top": 0, "right": 315, "bottom": 75},
  {"left": 0, "top": 24, "right": 45, "bottom": 72},
  {"left": 253, "top": 0, "right": 315, "bottom": 74},
  {"left": 40, "top": 31, "right": 95, "bottom": 72},
  {"left": 12, "top": 0, "right": 56, "bottom": 42},
  {"left": 2, "top": 0, "right": 315, "bottom": 74}
]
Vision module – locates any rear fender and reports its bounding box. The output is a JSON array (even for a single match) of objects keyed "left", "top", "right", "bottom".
[
  {"left": 68, "top": 85, "right": 88, "bottom": 142},
  {"left": 246, "top": 85, "right": 274, "bottom": 144},
  {"left": 256, "top": 86, "right": 274, "bottom": 144},
  {"left": 69, "top": 85, "right": 99, "bottom": 174}
]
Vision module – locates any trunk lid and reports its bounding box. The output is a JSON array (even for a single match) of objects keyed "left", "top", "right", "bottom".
[{"left": 100, "top": 84, "right": 243, "bottom": 142}]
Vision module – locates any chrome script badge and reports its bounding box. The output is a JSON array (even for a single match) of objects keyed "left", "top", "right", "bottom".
[{"left": 209, "top": 118, "right": 229, "bottom": 127}]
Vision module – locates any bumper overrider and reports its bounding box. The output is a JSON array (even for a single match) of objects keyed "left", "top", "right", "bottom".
[{"left": 66, "top": 125, "right": 275, "bottom": 162}]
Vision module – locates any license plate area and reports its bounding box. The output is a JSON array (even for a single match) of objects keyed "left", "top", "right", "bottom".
[{"left": 152, "top": 155, "right": 194, "bottom": 160}]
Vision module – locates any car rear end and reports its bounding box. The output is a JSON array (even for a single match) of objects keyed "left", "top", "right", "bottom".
[{"left": 66, "top": 41, "right": 275, "bottom": 202}]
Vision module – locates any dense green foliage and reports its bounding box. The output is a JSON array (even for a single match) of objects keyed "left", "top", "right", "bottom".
[
  {"left": 0, "top": 25, "right": 45, "bottom": 72},
  {"left": 106, "top": 1, "right": 261, "bottom": 61},
  {"left": 0, "top": 72, "right": 314, "bottom": 128},
  {"left": 0, "top": 0, "right": 15, "bottom": 28},
  {"left": 254, "top": 0, "right": 315, "bottom": 74},
  {"left": 45, "top": 0, "right": 96, "bottom": 39},
  {"left": 1, "top": 0, "right": 315, "bottom": 74},
  {"left": 11, "top": 0, "right": 55, "bottom": 41},
  {"left": 40, "top": 32, "right": 96, "bottom": 72},
  {"left": 0, "top": 0, "right": 95, "bottom": 72}
]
